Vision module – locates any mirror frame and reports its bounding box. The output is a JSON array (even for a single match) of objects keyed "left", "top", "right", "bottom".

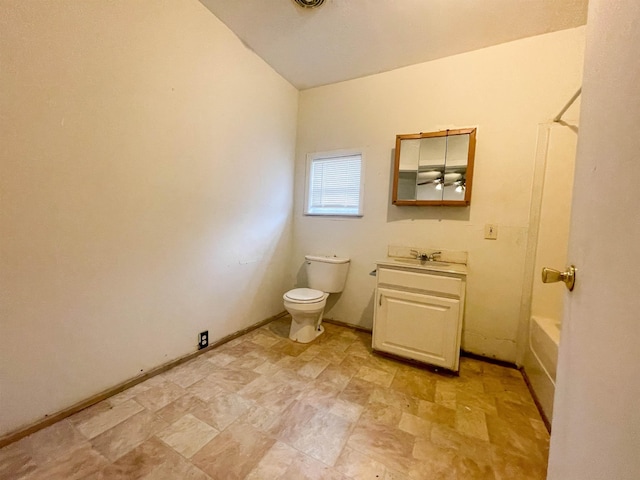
[{"left": 392, "top": 128, "right": 476, "bottom": 206}]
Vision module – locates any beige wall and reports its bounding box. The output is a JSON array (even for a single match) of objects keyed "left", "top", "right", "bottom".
[
  {"left": 292, "top": 28, "right": 585, "bottom": 362},
  {"left": 0, "top": 1, "right": 298, "bottom": 435}
]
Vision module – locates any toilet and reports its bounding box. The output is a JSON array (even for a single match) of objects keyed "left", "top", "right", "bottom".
[{"left": 283, "top": 255, "right": 350, "bottom": 343}]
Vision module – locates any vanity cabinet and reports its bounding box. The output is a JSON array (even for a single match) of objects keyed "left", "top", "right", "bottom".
[{"left": 373, "top": 263, "right": 466, "bottom": 371}]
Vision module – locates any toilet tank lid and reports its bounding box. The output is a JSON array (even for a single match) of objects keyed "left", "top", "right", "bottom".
[{"left": 305, "top": 255, "right": 350, "bottom": 264}]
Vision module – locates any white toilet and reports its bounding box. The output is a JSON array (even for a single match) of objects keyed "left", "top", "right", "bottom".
[{"left": 283, "top": 255, "right": 350, "bottom": 343}]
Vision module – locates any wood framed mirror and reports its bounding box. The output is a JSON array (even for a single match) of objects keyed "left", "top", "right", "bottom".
[{"left": 392, "top": 128, "right": 476, "bottom": 206}]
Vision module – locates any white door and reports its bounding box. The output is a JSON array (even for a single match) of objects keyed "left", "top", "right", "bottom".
[{"left": 547, "top": 1, "right": 640, "bottom": 479}]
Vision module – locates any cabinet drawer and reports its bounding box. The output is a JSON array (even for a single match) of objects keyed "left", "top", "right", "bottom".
[{"left": 378, "top": 267, "right": 461, "bottom": 296}]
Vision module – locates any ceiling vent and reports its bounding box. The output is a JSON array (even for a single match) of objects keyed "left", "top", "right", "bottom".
[{"left": 293, "top": 0, "right": 325, "bottom": 8}]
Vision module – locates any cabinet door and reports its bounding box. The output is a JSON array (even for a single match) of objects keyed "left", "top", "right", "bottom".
[{"left": 373, "top": 287, "right": 460, "bottom": 370}]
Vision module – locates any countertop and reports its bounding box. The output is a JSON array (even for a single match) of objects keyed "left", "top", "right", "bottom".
[{"left": 377, "top": 258, "right": 467, "bottom": 276}]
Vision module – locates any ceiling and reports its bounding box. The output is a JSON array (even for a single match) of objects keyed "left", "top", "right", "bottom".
[{"left": 198, "top": 0, "right": 588, "bottom": 90}]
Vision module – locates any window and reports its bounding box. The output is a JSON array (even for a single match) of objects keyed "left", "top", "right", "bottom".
[{"left": 304, "top": 150, "right": 364, "bottom": 216}]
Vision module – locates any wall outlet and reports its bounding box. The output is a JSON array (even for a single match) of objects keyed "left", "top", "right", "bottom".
[
  {"left": 198, "top": 331, "right": 209, "bottom": 350},
  {"left": 484, "top": 224, "right": 498, "bottom": 240}
]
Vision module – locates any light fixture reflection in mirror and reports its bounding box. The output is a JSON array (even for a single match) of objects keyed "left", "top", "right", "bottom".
[
  {"left": 417, "top": 171, "right": 442, "bottom": 184},
  {"left": 293, "top": 0, "right": 325, "bottom": 8},
  {"left": 392, "top": 127, "right": 476, "bottom": 206}
]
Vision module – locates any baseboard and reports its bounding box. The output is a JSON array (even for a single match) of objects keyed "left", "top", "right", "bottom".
[
  {"left": 323, "top": 317, "right": 372, "bottom": 333},
  {"left": 460, "top": 350, "right": 518, "bottom": 370},
  {"left": 520, "top": 366, "right": 552, "bottom": 433},
  {"left": 0, "top": 311, "right": 287, "bottom": 449}
]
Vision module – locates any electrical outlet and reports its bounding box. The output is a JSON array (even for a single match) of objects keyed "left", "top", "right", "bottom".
[
  {"left": 484, "top": 224, "right": 498, "bottom": 240},
  {"left": 198, "top": 331, "right": 209, "bottom": 350}
]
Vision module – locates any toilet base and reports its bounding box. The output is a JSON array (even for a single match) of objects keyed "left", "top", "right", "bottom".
[
  {"left": 288, "top": 316, "right": 325, "bottom": 343},
  {"left": 284, "top": 292, "right": 328, "bottom": 344}
]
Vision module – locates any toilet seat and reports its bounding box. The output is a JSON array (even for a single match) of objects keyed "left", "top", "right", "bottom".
[{"left": 283, "top": 288, "right": 325, "bottom": 304}]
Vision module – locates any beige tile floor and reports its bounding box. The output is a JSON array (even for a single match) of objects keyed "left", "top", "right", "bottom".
[{"left": 0, "top": 317, "right": 549, "bottom": 480}]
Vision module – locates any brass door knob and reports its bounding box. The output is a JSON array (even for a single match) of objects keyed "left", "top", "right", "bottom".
[{"left": 541, "top": 265, "right": 576, "bottom": 291}]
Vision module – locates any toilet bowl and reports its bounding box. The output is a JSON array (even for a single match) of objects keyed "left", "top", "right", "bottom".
[
  {"left": 283, "top": 288, "right": 329, "bottom": 343},
  {"left": 283, "top": 255, "right": 350, "bottom": 343}
]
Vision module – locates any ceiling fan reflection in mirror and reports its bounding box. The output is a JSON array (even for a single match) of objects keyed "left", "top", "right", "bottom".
[{"left": 293, "top": 0, "right": 325, "bottom": 8}]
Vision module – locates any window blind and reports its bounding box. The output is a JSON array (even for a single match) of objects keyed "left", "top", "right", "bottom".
[{"left": 307, "top": 154, "right": 362, "bottom": 216}]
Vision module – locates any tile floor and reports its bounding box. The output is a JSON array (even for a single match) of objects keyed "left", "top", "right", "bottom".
[{"left": 0, "top": 316, "right": 549, "bottom": 480}]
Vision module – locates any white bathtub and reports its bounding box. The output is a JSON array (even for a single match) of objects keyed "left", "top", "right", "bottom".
[{"left": 523, "top": 316, "right": 561, "bottom": 425}]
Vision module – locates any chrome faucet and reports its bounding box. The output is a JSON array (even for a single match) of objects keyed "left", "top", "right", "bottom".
[
  {"left": 428, "top": 251, "right": 442, "bottom": 261},
  {"left": 410, "top": 249, "right": 428, "bottom": 261},
  {"left": 410, "top": 249, "right": 442, "bottom": 262}
]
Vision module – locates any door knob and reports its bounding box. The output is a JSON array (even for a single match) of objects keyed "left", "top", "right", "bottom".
[{"left": 541, "top": 265, "right": 576, "bottom": 291}]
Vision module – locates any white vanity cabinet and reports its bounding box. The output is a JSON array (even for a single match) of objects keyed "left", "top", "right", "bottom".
[{"left": 373, "top": 262, "right": 466, "bottom": 372}]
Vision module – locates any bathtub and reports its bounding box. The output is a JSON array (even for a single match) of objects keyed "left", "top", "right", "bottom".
[{"left": 523, "top": 316, "right": 561, "bottom": 426}]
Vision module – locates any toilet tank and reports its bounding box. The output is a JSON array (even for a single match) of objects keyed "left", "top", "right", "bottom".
[{"left": 305, "top": 255, "right": 350, "bottom": 293}]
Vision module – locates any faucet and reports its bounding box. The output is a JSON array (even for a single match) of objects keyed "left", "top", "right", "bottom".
[
  {"left": 410, "top": 249, "right": 428, "bottom": 261},
  {"left": 410, "top": 249, "right": 442, "bottom": 262}
]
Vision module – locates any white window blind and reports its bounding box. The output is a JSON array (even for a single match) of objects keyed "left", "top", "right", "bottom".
[{"left": 306, "top": 153, "right": 363, "bottom": 216}]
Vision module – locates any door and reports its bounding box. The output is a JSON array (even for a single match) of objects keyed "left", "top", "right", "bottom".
[
  {"left": 547, "top": 1, "right": 640, "bottom": 478},
  {"left": 373, "top": 287, "right": 460, "bottom": 370}
]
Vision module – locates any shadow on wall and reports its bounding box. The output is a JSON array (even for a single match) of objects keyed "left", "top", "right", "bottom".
[
  {"left": 359, "top": 291, "right": 375, "bottom": 328},
  {"left": 386, "top": 149, "right": 471, "bottom": 223},
  {"left": 555, "top": 119, "right": 579, "bottom": 134},
  {"left": 324, "top": 293, "right": 343, "bottom": 313},
  {"left": 295, "top": 260, "right": 308, "bottom": 288}
]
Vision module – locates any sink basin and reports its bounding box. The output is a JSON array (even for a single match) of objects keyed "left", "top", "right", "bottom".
[{"left": 392, "top": 258, "right": 450, "bottom": 267}]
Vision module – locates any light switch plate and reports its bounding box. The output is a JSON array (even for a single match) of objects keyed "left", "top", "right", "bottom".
[{"left": 484, "top": 224, "right": 498, "bottom": 240}]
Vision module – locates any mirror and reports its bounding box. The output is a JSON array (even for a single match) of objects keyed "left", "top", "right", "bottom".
[{"left": 392, "top": 128, "right": 476, "bottom": 206}]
